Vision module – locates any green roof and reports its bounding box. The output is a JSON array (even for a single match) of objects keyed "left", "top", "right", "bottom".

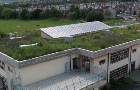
[{"left": 0, "top": 21, "right": 140, "bottom": 61}]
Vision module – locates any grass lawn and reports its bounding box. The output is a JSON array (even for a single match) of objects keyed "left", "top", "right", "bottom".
[
  {"left": 0, "top": 19, "right": 79, "bottom": 33},
  {"left": 102, "top": 19, "right": 126, "bottom": 26}
]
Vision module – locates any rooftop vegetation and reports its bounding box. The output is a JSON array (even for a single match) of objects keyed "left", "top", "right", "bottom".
[{"left": 0, "top": 20, "right": 140, "bottom": 61}]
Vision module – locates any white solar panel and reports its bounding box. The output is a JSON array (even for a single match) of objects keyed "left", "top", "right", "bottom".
[{"left": 40, "top": 21, "right": 112, "bottom": 39}]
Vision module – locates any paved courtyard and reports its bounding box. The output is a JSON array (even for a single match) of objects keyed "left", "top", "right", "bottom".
[{"left": 129, "top": 68, "right": 140, "bottom": 81}]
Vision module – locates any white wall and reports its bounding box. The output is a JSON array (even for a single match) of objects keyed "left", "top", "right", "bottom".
[
  {"left": 109, "top": 58, "right": 129, "bottom": 71},
  {"left": 20, "top": 53, "right": 78, "bottom": 86},
  {"left": 0, "top": 68, "right": 6, "bottom": 78},
  {"left": 131, "top": 44, "right": 140, "bottom": 69},
  {"left": 91, "top": 54, "right": 108, "bottom": 74},
  {"left": 4, "top": 61, "right": 16, "bottom": 90},
  {"left": 41, "top": 31, "right": 53, "bottom": 39}
]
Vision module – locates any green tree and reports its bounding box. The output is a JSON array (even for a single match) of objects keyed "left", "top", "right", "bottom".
[
  {"left": 86, "top": 11, "right": 96, "bottom": 22},
  {"left": 26, "top": 11, "right": 32, "bottom": 21},
  {"left": 96, "top": 11, "right": 104, "bottom": 22},
  {"left": 138, "top": 13, "right": 140, "bottom": 18},
  {"left": 84, "top": 0, "right": 88, "bottom": 3},
  {"left": 19, "top": 8, "right": 28, "bottom": 20},
  {"left": 73, "top": 6, "right": 80, "bottom": 19},
  {"left": 80, "top": 9, "right": 88, "bottom": 19},
  {"left": 0, "top": 5, "right": 4, "bottom": 18},
  {"left": 88, "top": 7, "right": 93, "bottom": 12},
  {"left": 40, "top": 9, "right": 50, "bottom": 19},
  {"left": 40, "top": 11, "right": 46, "bottom": 19},
  {"left": 11, "top": 10, "right": 18, "bottom": 19},
  {"left": 68, "top": 11, "right": 78, "bottom": 20},
  {"left": 31, "top": 9, "right": 43, "bottom": 19},
  {"left": 2, "top": 8, "right": 12, "bottom": 19},
  {"left": 104, "top": 9, "right": 111, "bottom": 18},
  {"left": 69, "top": 4, "right": 75, "bottom": 12},
  {"left": 50, "top": 7, "right": 61, "bottom": 20}
]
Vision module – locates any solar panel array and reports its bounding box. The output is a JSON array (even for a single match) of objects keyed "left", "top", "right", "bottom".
[{"left": 40, "top": 21, "right": 112, "bottom": 39}]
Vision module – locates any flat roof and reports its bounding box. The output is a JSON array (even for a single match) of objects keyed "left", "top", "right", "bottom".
[{"left": 40, "top": 21, "right": 112, "bottom": 38}]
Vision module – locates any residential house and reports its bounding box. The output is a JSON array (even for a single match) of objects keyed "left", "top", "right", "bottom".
[{"left": 102, "top": 6, "right": 116, "bottom": 19}]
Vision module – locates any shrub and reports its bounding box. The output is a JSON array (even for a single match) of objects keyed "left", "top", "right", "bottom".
[
  {"left": 0, "top": 32, "right": 7, "bottom": 38},
  {"left": 104, "top": 83, "right": 111, "bottom": 90},
  {"left": 127, "top": 26, "right": 132, "bottom": 30},
  {"left": 110, "top": 79, "right": 117, "bottom": 85},
  {"left": 101, "top": 44, "right": 106, "bottom": 49},
  {"left": 123, "top": 77, "right": 134, "bottom": 83},
  {"left": 94, "top": 35, "right": 100, "bottom": 39},
  {"left": 115, "top": 17, "right": 119, "bottom": 20},
  {"left": 137, "top": 80, "right": 140, "bottom": 86},
  {"left": 38, "top": 42, "right": 43, "bottom": 47}
]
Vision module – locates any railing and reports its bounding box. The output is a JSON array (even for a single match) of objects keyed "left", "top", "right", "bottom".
[
  {"left": 11, "top": 77, "right": 24, "bottom": 90},
  {"left": 11, "top": 66, "right": 107, "bottom": 90},
  {"left": 59, "top": 75, "right": 104, "bottom": 90},
  {"left": 0, "top": 74, "right": 8, "bottom": 90}
]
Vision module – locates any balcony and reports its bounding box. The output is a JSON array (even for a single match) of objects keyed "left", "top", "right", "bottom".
[{"left": 20, "top": 69, "right": 106, "bottom": 90}]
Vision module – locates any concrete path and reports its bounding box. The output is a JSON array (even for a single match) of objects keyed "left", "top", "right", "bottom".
[{"left": 129, "top": 68, "right": 140, "bottom": 81}]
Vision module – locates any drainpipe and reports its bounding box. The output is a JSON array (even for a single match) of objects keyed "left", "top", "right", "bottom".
[
  {"left": 129, "top": 46, "right": 132, "bottom": 75},
  {"left": 107, "top": 53, "right": 109, "bottom": 83},
  {"left": 70, "top": 53, "right": 71, "bottom": 71}
]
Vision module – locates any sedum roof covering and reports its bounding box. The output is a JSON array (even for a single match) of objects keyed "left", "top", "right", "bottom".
[{"left": 40, "top": 21, "right": 112, "bottom": 38}]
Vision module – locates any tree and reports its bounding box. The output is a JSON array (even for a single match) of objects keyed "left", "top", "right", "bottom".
[
  {"left": 88, "top": 7, "right": 93, "bottom": 12},
  {"left": 80, "top": 9, "right": 88, "bottom": 19},
  {"left": 133, "top": 11, "right": 136, "bottom": 15},
  {"left": 86, "top": 11, "right": 96, "bottom": 22},
  {"left": 138, "top": 13, "right": 140, "bottom": 20},
  {"left": 19, "top": 8, "right": 28, "bottom": 20},
  {"left": 40, "top": 9, "right": 50, "bottom": 19},
  {"left": 96, "top": 11, "right": 104, "bottom": 22},
  {"left": 50, "top": 7, "right": 61, "bottom": 20},
  {"left": 40, "top": 11, "right": 46, "bottom": 19},
  {"left": 31, "top": 9, "right": 43, "bottom": 19},
  {"left": 68, "top": 11, "right": 78, "bottom": 20},
  {"left": 11, "top": 10, "right": 18, "bottom": 19},
  {"left": 73, "top": 6, "right": 80, "bottom": 19},
  {"left": 69, "top": 4, "right": 75, "bottom": 12},
  {"left": 2, "top": 8, "right": 12, "bottom": 19},
  {"left": 104, "top": 9, "right": 111, "bottom": 18},
  {"left": 84, "top": 0, "right": 88, "bottom": 3},
  {"left": 26, "top": 11, "right": 32, "bottom": 21},
  {"left": 0, "top": 5, "right": 4, "bottom": 18}
]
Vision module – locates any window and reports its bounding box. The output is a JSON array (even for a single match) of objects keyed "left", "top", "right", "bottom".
[
  {"left": 110, "top": 64, "right": 128, "bottom": 79},
  {"left": 132, "top": 49, "right": 137, "bottom": 53},
  {"left": 0, "top": 60, "right": 5, "bottom": 70},
  {"left": 8, "top": 66, "right": 13, "bottom": 73},
  {"left": 110, "top": 48, "right": 129, "bottom": 64},
  {"left": 99, "top": 59, "right": 105, "bottom": 65},
  {"left": 82, "top": 56, "right": 90, "bottom": 68}
]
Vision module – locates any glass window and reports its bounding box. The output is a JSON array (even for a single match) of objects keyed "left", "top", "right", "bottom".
[
  {"left": 132, "top": 49, "right": 136, "bottom": 53},
  {"left": 82, "top": 56, "right": 90, "bottom": 68},
  {"left": 99, "top": 59, "right": 105, "bottom": 65}
]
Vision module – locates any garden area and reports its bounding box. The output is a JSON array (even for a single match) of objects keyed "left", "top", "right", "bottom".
[{"left": 1, "top": 20, "right": 140, "bottom": 61}]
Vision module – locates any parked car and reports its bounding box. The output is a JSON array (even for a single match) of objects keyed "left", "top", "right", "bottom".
[{"left": 131, "top": 14, "right": 137, "bottom": 17}]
